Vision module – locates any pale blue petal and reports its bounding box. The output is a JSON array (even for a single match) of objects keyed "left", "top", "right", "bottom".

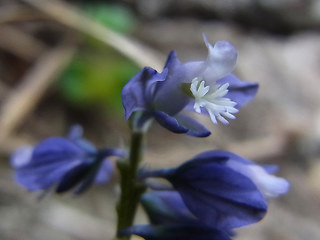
[{"left": 216, "top": 74, "right": 258, "bottom": 108}]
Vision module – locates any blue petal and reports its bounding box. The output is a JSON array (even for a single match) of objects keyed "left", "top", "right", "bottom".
[
  {"left": 60, "top": 159, "right": 113, "bottom": 195},
  {"left": 94, "top": 159, "right": 114, "bottom": 184},
  {"left": 190, "top": 150, "right": 252, "bottom": 165},
  {"left": 141, "top": 191, "right": 196, "bottom": 224},
  {"left": 175, "top": 114, "right": 211, "bottom": 137},
  {"left": 180, "top": 61, "right": 205, "bottom": 83},
  {"left": 262, "top": 164, "right": 279, "bottom": 174},
  {"left": 31, "top": 137, "right": 88, "bottom": 165},
  {"left": 55, "top": 163, "right": 90, "bottom": 193},
  {"left": 153, "top": 111, "right": 188, "bottom": 134},
  {"left": 217, "top": 74, "right": 258, "bottom": 108},
  {"left": 73, "top": 149, "right": 125, "bottom": 194},
  {"left": 68, "top": 124, "right": 97, "bottom": 153},
  {"left": 73, "top": 168, "right": 99, "bottom": 194},
  {"left": 15, "top": 137, "right": 88, "bottom": 191},
  {"left": 67, "top": 124, "right": 83, "bottom": 140},
  {"left": 163, "top": 50, "right": 180, "bottom": 70},
  {"left": 119, "top": 224, "right": 232, "bottom": 240},
  {"left": 74, "top": 154, "right": 120, "bottom": 194},
  {"left": 15, "top": 160, "right": 82, "bottom": 191},
  {"left": 152, "top": 52, "right": 191, "bottom": 115},
  {"left": 122, "top": 67, "right": 167, "bottom": 120},
  {"left": 10, "top": 146, "right": 33, "bottom": 168}
]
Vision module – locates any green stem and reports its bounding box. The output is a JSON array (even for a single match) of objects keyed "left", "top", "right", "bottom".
[{"left": 115, "top": 131, "right": 146, "bottom": 240}]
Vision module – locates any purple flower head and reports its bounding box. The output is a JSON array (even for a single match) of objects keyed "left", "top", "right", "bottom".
[
  {"left": 11, "top": 125, "right": 126, "bottom": 194},
  {"left": 140, "top": 150, "right": 289, "bottom": 229},
  {"left": 122, "top": 35, "right": 258, "bottom": 137}
]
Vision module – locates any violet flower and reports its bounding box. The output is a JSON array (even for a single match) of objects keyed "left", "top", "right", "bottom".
[
  {"left": 122, "top": 35, "right": 258, "bottom": 137},
  {"left": 140, "top": 150, "right": 289, "bottom": 229},
  {"left": 11, "top": 125, "right": 126, "bottom": 194}
]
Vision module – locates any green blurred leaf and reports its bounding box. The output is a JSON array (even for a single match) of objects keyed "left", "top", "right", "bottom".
[
  {"left": 59, "top": 52, "right": 139, "bottom": 111},
  {"left": 58, "top": 3, "right": 139, "bottom": 112}
]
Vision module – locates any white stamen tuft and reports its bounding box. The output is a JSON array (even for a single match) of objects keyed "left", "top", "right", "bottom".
[{"left": 190, "top": 78, "right": 238, "bottom": 125}]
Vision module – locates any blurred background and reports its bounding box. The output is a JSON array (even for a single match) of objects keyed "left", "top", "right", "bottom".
[{"left": 0, "top": 0, "right": 320, "bottom": 239}]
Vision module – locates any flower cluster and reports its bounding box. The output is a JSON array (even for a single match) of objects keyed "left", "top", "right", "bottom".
[
  {"left": 120, "top": 151, "right": 289, "bottom": 239},
  {"left": 122, "top": 35, "right": 258, "bottom": 136},
  {"left": 118, "top": 36, "right": 289, "bottom": 239},
  {"left": 9, "top": 34, "right": 289, "bottom": 240},
  {"left": 11, "top": 125, "right": 126, "bottom": 194}
]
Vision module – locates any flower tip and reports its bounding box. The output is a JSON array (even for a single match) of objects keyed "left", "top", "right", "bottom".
[
  {"left": 255, "top": 169, "right": 290, "bottom": 198},
  {"left": 265, "top": 177, "right": 290, "bottom": 198},
  {"left": 202, "top": 34, "right": 238, "bottom": 63},
  {"left": 228, "top": 161, "right": 290, "bottom": 199},
  {"left": 197, "top": 129, "right": 211, "bottom": 137},
  {"left": 10, "top": 146, "right": 33, "bottom": 168},
  {"left": 212, "top": 41, "right": 238, "bottom": 62},
  {"left": 68, "top": 124, "right": 83, "bottom": 140},
  {"left": 283, "top": 180, "right": 290, "bottom": 194},
  {"left": 202, "top": 33, "right": 210, "bottom": 48}
]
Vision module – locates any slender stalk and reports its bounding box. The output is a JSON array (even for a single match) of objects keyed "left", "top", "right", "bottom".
[{"left": 115, "top": 131, "right": 146, "bottom": 240}]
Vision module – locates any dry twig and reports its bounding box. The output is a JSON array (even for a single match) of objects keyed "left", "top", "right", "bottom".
[
  {"left": 0, "top": 24, "right": 47, "bottom": 61},
  {"left": 0, "top": 3, "right": 46, "bottom": 23},
  {"left": 21, "top": 0, "right": 165, "bottom": 71},
  {"left": 0, "top": 43, "right": 76, "bottom": 144}
]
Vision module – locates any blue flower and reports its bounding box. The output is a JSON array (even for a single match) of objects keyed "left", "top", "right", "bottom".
[
  {"left": 11, "top": 125, "right": 126, "bottom": 194},
  {"left": 140, "top": 150, "right": 289, "bottom": 229},
  {"left": 119, "top": 191, "right": 232, "bottom": 240},
  {"left": 122, "top": 35, "right": 258, "bottom": 137}
]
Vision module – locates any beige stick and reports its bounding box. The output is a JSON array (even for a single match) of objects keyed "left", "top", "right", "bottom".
[
  {"left": 0, "top": 44, "right": 76, "bottom": 143},
  {"left": 21, "top": 0, "right": 165, "bottom": 71}
]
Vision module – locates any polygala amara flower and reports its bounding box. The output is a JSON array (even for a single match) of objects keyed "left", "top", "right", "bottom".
[
  {"left": 11, "top": 125, "right": 126, "bottom": 194},
  {"left": 140, "top": 150, "right": 289, "bottom": 229},
  {"left": 122, "top": 35, "right": 258, "bottom": 137}
]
